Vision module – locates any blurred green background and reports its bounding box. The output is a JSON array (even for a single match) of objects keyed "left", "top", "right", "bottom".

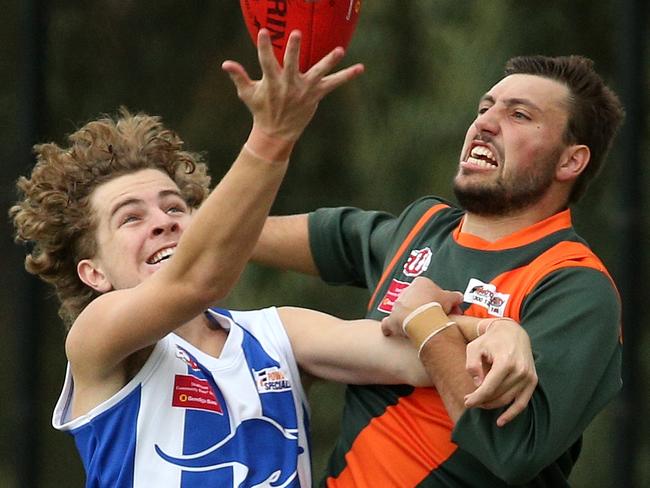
[{"left": 1, "top": 1, "right": 648, "bottom": 486}]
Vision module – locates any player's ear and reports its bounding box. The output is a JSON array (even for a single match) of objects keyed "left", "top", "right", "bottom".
[
  {"left": 77, "top": 259, "right": 112, "bottom": 293},
  {"left": 557, "top": 144, "right": 590, "bottom": 182}
]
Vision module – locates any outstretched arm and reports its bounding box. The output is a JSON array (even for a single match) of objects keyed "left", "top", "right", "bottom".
[
  {"left": 68, "top": 30, "right": 364, "bottom": 381},
  {"left": 253, "top": 214, "right": 319, "bottom": 275},
  {"left": 278, "top": 307, "right": 430, "bottom": 387}
]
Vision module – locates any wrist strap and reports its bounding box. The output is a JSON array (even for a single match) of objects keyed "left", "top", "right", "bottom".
[
  {"left": 241, "top": 143, "right": 289, "bottom": 165},
  {"left": 403, "top": 302, "right": 455, "bottom": 357}
]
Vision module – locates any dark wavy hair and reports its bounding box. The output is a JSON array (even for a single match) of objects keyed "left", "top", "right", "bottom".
[
  {"left": 10, "top": 108, "right": 211, "bottom": 328},
  {"left": 504, "top": 55, "right": 625, "bottom": 203}
]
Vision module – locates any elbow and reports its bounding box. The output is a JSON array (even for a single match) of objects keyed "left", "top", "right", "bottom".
[
  {"left": 168, "top": 251, "right": 242, "bottom": 307},
  {"left": 452, "top": 412, "right": 554, "bottom": 485},
  {"left": 176, "top": 274, "right": 234, "bottom": 311},
  {"left": 489, "top": 458, "right": 544, "bottom": 485},
  {"left": 196, "top": 280, "right": 232, "bottom": 306},
  {"left": 479, "top": 438, "right": 557, "bottom": 484},
  {"left": 404, "top": 367, "right": 432, "bottom": 387},
  {"left": 191, "top": 261, "right": 244, "bottom": 303},
  {"left": 206, "top": 278, "right": 234, "bottom": 303}
]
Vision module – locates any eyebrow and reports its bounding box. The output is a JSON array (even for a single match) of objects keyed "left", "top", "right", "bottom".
[
  {"left": 109, "top": 189, "right": 184, "bottom": 219},
  {"left": 479, "top": 94, "right": 542, "bottom": 113}
]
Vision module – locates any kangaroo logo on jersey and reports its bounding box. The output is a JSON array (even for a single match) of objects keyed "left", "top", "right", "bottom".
[
  {"left": 403, "top": 247, "right": 432, "bottom": 277},
  {"left": 464, "top": 278, "right": 509, "bottom": 316},
  {"left": 155, "top": 416, "right": 303, "bottom": 487},
  {"left": 254, "top": 367, "right": 292, "bottom": 393}
]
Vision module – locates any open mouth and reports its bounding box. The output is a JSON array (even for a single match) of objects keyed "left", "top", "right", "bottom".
[
  {"left": 147, "top": 246, "right": 176, "bottom": 265},
  {"left": 466, "top": 145, "right": 498, "bottom": 168}
]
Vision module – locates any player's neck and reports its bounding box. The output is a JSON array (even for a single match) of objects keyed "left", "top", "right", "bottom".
[
  {"left": 175, "top": 313, "right": 228, "bottom": 358},
  {"left": 463, "top": 182, "right": 574, "bottom": 242},
  {"left": 460, "top": 184, "right": 572, "bottom": 242}
]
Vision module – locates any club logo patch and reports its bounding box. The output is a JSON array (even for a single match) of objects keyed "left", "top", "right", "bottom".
[
  {"left": 403, "top": 247, "right": 432, "bottom": 277},
  {"left": 254, "top": 367, "right": 292, "bottom": 393},
  {"left": 175, "top": 346, "right": 200, "bottom": 371},
  {"left": 377, "top": 278, "right": 410, "bottom": 314},
  {"left": 464, "top": 278, "right": 509, "bottom": 317},
  {"left": 172, "top": 374, "right": 223, "bottom": 414}
]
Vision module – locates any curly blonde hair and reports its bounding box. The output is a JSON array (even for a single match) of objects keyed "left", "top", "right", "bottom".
[{"left": 10, "top": 108, "right": 211, "bottom": 328}]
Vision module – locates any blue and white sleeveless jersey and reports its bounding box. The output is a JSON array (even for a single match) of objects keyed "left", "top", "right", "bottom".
[{"left": 52, "top": 307, "right": 311, "bottom": 488}]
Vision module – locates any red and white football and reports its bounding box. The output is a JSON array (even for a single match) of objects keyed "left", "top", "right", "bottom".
[{"left": 240, "top": 0, "right": 363, "bottom": 72}]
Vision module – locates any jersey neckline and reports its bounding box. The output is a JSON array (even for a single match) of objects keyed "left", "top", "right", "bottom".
[{"left": 452, "top": 208, "right": 573, "bottom": 251}]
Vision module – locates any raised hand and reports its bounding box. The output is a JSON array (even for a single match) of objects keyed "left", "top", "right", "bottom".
[{"left": 222, "top": 29, "right": 364, "bottom": 148}]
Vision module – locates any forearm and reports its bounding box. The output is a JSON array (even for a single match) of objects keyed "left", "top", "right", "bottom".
[
  {"left": 419, "top": 325, "right": 475, "bottom": 422},
  {"left": 396, "top": 294, "right": 535, "bottom": 427},
  {"left": 163, "top": 127, "right": 291, "bottom": 306},
  {"left": 253, "top": 214, "right": 320, "bottom": 275},
  {"left": 280, "top": 307, "right": 430, "bottom": 386}
]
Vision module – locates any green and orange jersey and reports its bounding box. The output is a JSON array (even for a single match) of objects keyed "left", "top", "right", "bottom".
[{"left": 309, "top": 196, "right": 622, "bottom": 487}]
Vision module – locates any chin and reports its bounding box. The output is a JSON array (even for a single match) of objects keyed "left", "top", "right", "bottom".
[
  {"left": 145, "top": 266, "right": 161, "bottom": 276},
  {"left": 453, "top": 177, "right": 487, "bottom": 195},
  {"left": 145, "top": 260, "right": 169, "bottom": 275}
]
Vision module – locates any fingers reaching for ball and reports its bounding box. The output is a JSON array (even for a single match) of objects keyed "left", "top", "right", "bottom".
[
  {"left": 223, "top": 28, "right": 364, "bottom": 146},
  {"left": 239, "top": 0, "right": 363, "bottom": 71}
]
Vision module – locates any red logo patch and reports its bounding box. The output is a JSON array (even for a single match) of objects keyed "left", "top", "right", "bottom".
[
  {"left": 403, "top": 247, "right": 432, "bottom": 277},
  {"left": 377, "top": 279, "right": 410, "bottom": 313},
  {"left": 172, "top": 374, "right": 223, "bottom": 414}
]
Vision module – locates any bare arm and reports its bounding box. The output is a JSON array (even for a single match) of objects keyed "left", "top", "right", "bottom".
[
  {"left": 278, "top": 307, "right": 430, "bottom": 386},
  {"left": 253, "top": 214, "right": 319, "bottom": 275},
  {"left": 418, "top": 326, "right": 475, "bottom": 419},
  {"left": 67, "top": 31, "right": 364, "bottom": 378}
]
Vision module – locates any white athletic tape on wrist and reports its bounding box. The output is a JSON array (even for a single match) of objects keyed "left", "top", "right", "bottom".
[
  {"left": 415, "top": 323, "right": 455, "bottom": 358},
  {"left": 402, "top": 302, "right": 455, "bottom": 357},
  {"left": 242, "top": 143, "right": 288, "bottom": 165}
]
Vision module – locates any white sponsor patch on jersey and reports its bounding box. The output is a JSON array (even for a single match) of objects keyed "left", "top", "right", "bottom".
[
  {"left": 254, "top": 367, "right": 292, "bottom": 393},
  {"left": 464, "top": 278, "right": 509, "bottom": 317}
]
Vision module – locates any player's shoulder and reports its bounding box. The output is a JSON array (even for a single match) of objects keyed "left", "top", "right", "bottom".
[
  {"left": 532, "top": 239, "right": 615, "bottom": 287},
  {"left": 390, "top": 195, "right": 461, "bottom": 237},
  {"left": 398, "top": 195, "right": 459, "bottom": 220},
  {"left": 210, "top": 306, "right": 283, "bottom": 335}
]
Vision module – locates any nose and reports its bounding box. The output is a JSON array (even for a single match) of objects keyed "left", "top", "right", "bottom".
[
  {"left": 473, "top": 108, "right": 500, "bottom": 137},
  {"left": 150, "top": 210, "right": 180, "bottom": 237}
]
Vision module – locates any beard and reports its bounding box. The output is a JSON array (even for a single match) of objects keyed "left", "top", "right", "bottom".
[{"left": 452, "top": 155, "right": 558, "bottom": 217}]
